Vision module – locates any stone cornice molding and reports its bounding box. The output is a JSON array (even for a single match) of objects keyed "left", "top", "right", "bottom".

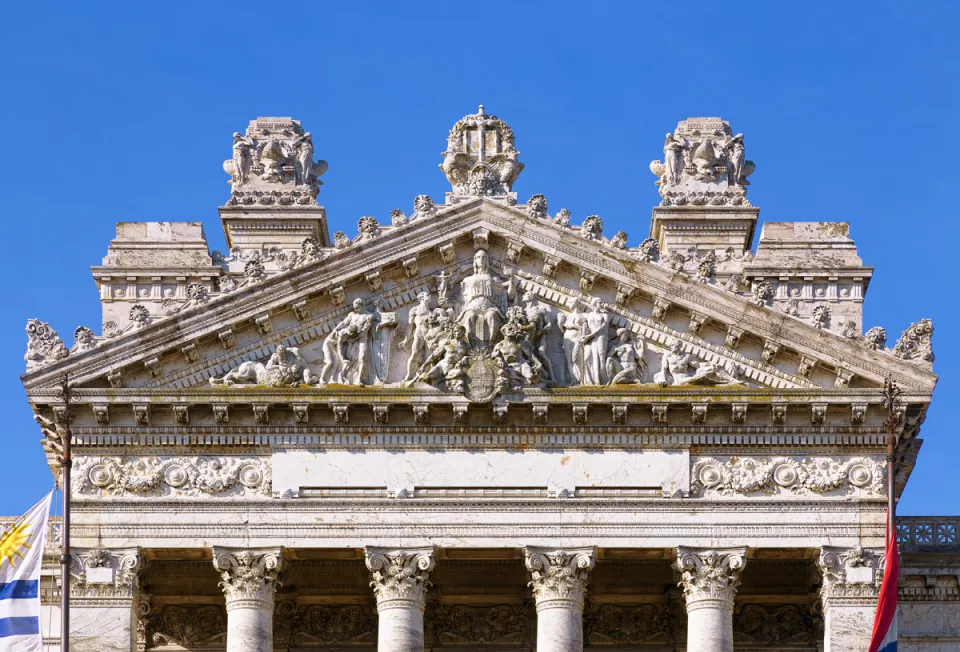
[
  {"left": 524, "top": 546, "right": 596, "bottom": 610},
  {"left": 364, "top": 547, "right": 435, "bottom": 611},
  {"left": 22, "top": 199, "right": 935, "bottom": 393},
  {"left": 212, "top": 546, "right": 284, "bottom": 608},
  {"left": 675, "top": 547, "right": 747, "bottom": 610},
  {"left": 70, "top": 546, "right": 142, "bottom": 601},
  {"left": 817, "top": 545, "right": 884, "bottom": 606}
]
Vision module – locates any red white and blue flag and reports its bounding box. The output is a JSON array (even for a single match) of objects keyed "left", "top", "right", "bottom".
[{"left": 868, "top": 523, "right": 899, "bottom": 652}]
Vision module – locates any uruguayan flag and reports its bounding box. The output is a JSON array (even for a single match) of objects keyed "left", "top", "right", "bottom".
[{"left": 0, "top": 492, "right": 52, "bottom": 652}]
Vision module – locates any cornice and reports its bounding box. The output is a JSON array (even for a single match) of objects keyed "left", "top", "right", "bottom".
[{"left": 22, "top": 199, "right": 937, "bottom": 394}]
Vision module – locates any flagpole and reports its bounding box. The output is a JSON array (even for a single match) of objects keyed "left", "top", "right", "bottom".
[
  {"left": 882, "top": 378, "right": 902, "bottom": 540},
  {"left": 57, "top": 374, "right": 72, "bottom": 652}
]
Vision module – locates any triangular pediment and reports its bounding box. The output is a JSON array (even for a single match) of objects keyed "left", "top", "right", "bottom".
[{"left": 22, "top": 197, "right": 936, "bottom": 402}]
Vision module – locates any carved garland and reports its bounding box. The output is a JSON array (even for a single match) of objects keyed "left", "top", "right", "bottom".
[
  {"left": 690, "top": 456, "right": 885, "bottom": 497},
  {"left": 73, "top": 456, "right": 272, "bottom": 498}
]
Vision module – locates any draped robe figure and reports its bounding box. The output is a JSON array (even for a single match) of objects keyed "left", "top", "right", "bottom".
[{"left": 458, "top": 250, "right": 514, "bottom": 347}]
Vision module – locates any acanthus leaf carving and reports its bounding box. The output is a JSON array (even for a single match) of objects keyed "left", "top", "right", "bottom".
[
  {"left": 892, "top": 318, "right": 934, "bottom": 366},
  {"left": 690, "top": 456, "right": 885, "bottom": 497},
  {"left": 675, "top": 547, "right": 746, "bottom": 605},
  {"left": 24, "top": 318, "right": 69, "bottom": 371},
  {"left": 365, "top": 548, "right": 435, "bottom": 605},
  {"left": 74, "top": 456, "right": 272, "bottom": 498},
  {"left": 213, "top": 547, "right": 283, "bottom": 604},
  {"left": 524, "top": 547, "right": 595, "bottom": 607}
]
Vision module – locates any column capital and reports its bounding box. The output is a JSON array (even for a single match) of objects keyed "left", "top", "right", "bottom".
[
  {"left": 364, "top": 547, "right": 435, "bottom": 611},
  {"left": 817, "top": 545, "right": 884, "bottom": 606},
  {"left": 524, "top": 546, "right": 596, "bottom": 610},
  {"left": 675, "top": 547, "right": 747, "bottom": 611},
  {"left": 70, "top": 546, "right": 143, "bottom": 602},
  {"left": 212, "top": 546, "right": 284, "bottom": 608}
]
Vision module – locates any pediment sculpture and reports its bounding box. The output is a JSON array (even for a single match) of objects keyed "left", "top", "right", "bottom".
[{"left": 207, "top": 246, "right": 746, "bottom": 398}]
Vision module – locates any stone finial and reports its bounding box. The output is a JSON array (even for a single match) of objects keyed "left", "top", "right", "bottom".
[
  {"left": 25, "top": 318, "right": 69, "bottom": 371},
  {"left": 364, "top": 548, "right": 435, "bottom": 606},
  {"left": 223, "top": 117, "right": 328, "bottom": 207},
  {"left": 212, "top": 547, "right": 284, "bottom": 604},
  {"left": 440, "top": 105, "right": 524, "bottom": 199},
  {"left": 650, "top": 117, "right": 755, "bottom": 207},
  {"left": 524, "top": 547, "right": 596, "bottom": 608},
  {"left": 892, "top": 318, "right": 934, "bottom": 367}
]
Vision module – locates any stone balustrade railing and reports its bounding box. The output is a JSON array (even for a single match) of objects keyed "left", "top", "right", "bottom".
[{"left": 896, "top": 516, "right": 960, "bottom": 551}]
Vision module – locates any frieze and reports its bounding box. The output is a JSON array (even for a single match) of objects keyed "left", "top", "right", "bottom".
[
  {"left": 690, "top": 456, "right": 885, "bottom": 497},
  {"left": 429, "top": 603, "right": 529, "bottom": 645},
  {"left": 584, "top": 603, "right": 672, "bottom": 644},
  {"left": 732, "top": 603, "right": 819, "bottom": 645},
  {"left": 290, "top": 604, "right": 377, "bottom": 645},
  {"left": 73, "top": 456, "right": 272, "bottom": 498},
  {"left": 150, "top": 604, "right": 227, "bottom": 648}
]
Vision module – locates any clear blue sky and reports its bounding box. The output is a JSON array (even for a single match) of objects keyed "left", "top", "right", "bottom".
[{"left": 1, "top": 1, "right": 956, "bottom": 516}]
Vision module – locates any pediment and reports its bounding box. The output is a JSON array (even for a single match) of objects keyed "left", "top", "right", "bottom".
[{"left": 22, "top": 197, "right": 936, "bottom": 403}]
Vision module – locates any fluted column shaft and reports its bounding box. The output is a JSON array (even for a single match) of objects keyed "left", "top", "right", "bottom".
[
  {"left": 818, "top": 546, "right": 884, "bottom": 652},
  {"left": 675, "top": 547, "right": 747, "bottom": 652},
  {"left": 365, "top": 547, "right": 435, "bottom": 652},
  {"left": 524, "top": 547, "right": 596, "bottom": 652},
  {"left": 213, "top": 547, "right": 284, "bottom": 652}
]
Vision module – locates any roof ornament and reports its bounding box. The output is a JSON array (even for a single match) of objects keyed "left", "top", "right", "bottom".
[
  {"left": 440, "top": 105, "right": 524, "bottom": 203},
  {"left": 223, "top": 117, "right": 328, "bottom": 207},
  {"left": 650, "top": 117, "right": 755, "bottom": 207}
]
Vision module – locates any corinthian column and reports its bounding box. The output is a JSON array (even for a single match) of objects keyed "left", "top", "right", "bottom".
[
  {"left": 817, "top": 546, "right": 884, "bottom": 652},
  {"left": 365, "top": 547, "right": 435, "bottom": 652},
  {"left": 675, "top": 547, "right": 747, "bottom": 652},
  {"left": 212, "top": 547, "right": 284, "bottom": 652},
  {"left": 524, "top": 547, "right": 596, "bottom": 652}
]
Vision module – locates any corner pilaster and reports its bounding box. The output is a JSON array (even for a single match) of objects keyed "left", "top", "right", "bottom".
[{"left": 817, "top": 546, "right": 883, "bottom": 652}]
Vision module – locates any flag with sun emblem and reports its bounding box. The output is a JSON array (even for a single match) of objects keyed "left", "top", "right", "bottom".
[{"left": 0, "top": 492, "right": 52, "bottom": 651}]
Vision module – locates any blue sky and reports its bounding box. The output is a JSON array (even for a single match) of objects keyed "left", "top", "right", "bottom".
[{"left": 1, "top": 1, "right": 957, "bottom": 516}]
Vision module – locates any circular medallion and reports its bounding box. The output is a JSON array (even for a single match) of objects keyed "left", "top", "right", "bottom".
[
  {"left": 464, "top": 358, "right": 499, "bottom": 403},
  {"left": 164, "top": 464, "right": 189, "bottom": 488},
  {"left": 772, "top": 462, "right": 798, "bottom": 487},
  {"left": 238, "top": 464, "right": 263, "bottom": 488},
  {"left": 848, "top": 462, "right": 873, "bottom": 487},
  {"left": 698, "top": 464, "right": 722, "bottom": 488},
  {"left": 88, "top": 463, "right": 113, "bottom": 488}
]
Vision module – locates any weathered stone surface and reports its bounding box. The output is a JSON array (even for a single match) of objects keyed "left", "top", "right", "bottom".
[{"left": 16, "top": 108, "right": 949, "bottom": 651}]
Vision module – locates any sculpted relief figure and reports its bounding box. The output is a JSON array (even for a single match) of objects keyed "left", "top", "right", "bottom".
[
  {"left": 290, "top": 132, "right": 315, "bottom": 185},
  {"left": 210, "top": 344, "right": 316, "bottom": 387},
  {"left": 414, "top": 322, "right": 469, "bottom": 392},
  {"left": 605, "top": 328, "right": 647, "bottom": 385},
  {"left": 579, "top": 298, "right": 612, "bottom": 385},
  {"left": 458, "top": 250, "right": 516, "bottom": 347},
  {"left": 324, "top": 298, "right": 375, "bottom": 384},
  {"left": 492, "top": 321, "right": 544, "bottom": 392},
  {"left": 654, "top": 338, "right": 738, "bottom": 387},
  {"left": 724, "top": 133, "right": 746, "bottom": 186},
  {"left": 519, "top": 291, "right": 556, "bottom": 383},
  {"left": 401, "top": 292, "right": 434, "bottom": 382},
  {"left": 230, "top": 132, "right": 256, "bottom": 185},
  {"left": 557, "top": 300, "right": 585, "bottom": 385},
  {"left": 663, "top": 132, "right": 684, "bottom": 186}
]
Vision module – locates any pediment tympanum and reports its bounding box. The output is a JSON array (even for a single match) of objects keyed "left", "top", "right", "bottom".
[{"left": 23, "top": 198, "right": 933, "bottom": 400}]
